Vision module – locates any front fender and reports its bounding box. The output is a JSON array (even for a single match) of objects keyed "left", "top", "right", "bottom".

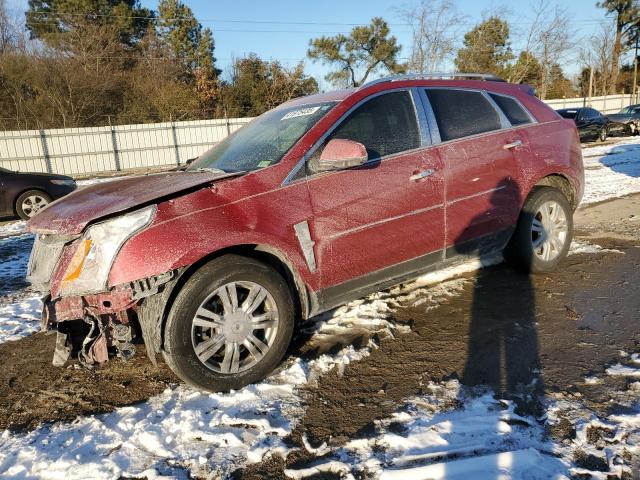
[{"left": 108, "top": 201, "right": 316, "bottom": 292}]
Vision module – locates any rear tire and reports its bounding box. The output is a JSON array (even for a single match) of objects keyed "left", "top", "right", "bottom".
[
  {"left": 15, "top": 190, "right": 51, "bottom": 219},
  {"left": 505, "top": 187, "right": 573, "bottom": 273},
  {"left": 163, "top": 255, "right": 295, "bottom": 392}
]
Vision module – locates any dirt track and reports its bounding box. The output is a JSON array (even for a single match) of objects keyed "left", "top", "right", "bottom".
[{"left": 0, "top": 195, "right": 639, "bottom": 478}]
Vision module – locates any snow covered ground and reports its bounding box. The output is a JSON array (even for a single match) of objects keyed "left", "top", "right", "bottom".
[
  {"left": 582, "top": 137, "right": 640, "bottom": 204},
  {"left": 0, "top": 136, "right": 639, "bottom": 478}
]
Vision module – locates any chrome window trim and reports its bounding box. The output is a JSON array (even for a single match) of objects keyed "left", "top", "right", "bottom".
[
  {"left": 487, "top": 91, "right": 538, "bottom": 125},
  {"left": 281, "top": 88, "right": 425, "bottom": 186},
  {"left": 417, "top": 88, "right": 441, "bottom": 144},
  {"left": 419, "top": 86, "right": 541, "bottom": 145},
  {"left": 482, "top": 91, "right": 511, "bottom": 128},
  {"left": 422, "top": 86, "right": 507, "bottom": 139},
  {"left": 410, "top": 87, "right": 433, "bottom": 147}
]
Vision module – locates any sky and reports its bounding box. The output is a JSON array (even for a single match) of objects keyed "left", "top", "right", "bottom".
[{"left": 10, "top": 0, "right": 621, "bottom": 90}]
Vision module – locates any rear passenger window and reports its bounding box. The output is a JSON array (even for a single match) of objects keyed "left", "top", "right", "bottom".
[
  {"left": 425, "top": 89, "right": 502, "bottom": 141},
  {"left": 488, "top": 93, "right": 532, "bottom": 126},
  {"left": 319, "top": 91, "right": 420, "bottom": 160}
]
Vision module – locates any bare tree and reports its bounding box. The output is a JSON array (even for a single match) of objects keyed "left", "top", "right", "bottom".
[
  {"left": 397, "top": 0, "right": 466, "bottom": 73},
  {"left": 579, "top": 23, "right": 617, "bottom": 97},
  {"left": 597, "top": 0, "right": 639, "bottom": 94},
  {"left": 531, "top": 2, "right": 574, "bottom": 99},
  {"left": 510, "top": 1, "right": 574, "bottom": 99},
  {"left": 0, "top": 0, "right": 27, "bottom": 54}
]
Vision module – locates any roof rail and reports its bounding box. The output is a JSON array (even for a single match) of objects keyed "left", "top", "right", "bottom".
[{"left": 361, "top": 72, "right": 507, "bottom": 88}]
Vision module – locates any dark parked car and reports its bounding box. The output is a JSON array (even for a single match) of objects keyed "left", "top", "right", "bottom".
[
  {"left": 606, "top": 104, "right": 640, "bottom": 136},
  {"left": 556, "top": 107, "right": 609, "bottom": 142},
  {"left": 0, "top": 167, "right": 76, "bottom": 219},
  {"left": 26, "top": 74, "right": 584, "bottom": 392}
]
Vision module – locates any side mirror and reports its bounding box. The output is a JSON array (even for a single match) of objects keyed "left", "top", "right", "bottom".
[{"left": 316, "top": 139, "right": 368, "bottom": 172}]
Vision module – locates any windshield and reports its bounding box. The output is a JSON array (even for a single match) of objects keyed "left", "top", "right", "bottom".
[
  {"left": 558, "top": 109, "right": 578, "bottom": 119},
  {"left": 190, "top": 102, "right": 336, "bottom": 173},
  {"left": 619, "top": 106, "right": 640, "bottom": 114}
]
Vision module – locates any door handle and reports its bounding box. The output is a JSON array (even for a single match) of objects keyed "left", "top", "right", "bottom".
[
  {"left": 409, "top": 169, "right": 436, "bottom": 181},
  {"left": 503, "top": 140, "right": 523, "bottom": 150}
]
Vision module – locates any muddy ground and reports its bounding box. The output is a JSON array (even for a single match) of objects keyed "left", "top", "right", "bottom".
[
  {"left": 0, "top": 335, "right": 177, "bottom": 431},
  {"left": 0, "top": 194, "right": 639, "bottom": 478}
]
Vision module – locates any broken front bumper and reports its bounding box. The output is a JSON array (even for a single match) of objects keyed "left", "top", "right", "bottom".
[
  {"left": 28, "top": 231, "right": 180, "bottom": 367},
  {"left": 39, "top": 270, "right": 178, "bottom": 367}
]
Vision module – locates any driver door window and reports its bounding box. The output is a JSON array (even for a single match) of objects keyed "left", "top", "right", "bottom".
[{"left": 308, "top": 91, "right": 420, "bottom": 174}]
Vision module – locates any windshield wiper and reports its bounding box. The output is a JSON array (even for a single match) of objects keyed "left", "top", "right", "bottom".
[{"left": 185, "top": 167, "right": 227, "bottom": 174}]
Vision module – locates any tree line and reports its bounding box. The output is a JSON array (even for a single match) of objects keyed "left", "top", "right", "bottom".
[
  {"left": 311, "top": 0, "right": 639, "bottom": 100},
  {"left": 0, "top": 0, "right": 318, "bottom": 130},
  {"left": 0, "top": 0, "right": 637, "bottom": 131}
]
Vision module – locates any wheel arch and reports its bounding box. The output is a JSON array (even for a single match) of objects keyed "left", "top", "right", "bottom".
[
  {"left": 156, "top": 243, "right": 310, "bottom": 352},
  {"left": 531, "top": 174, "right": 577, "bottom": 210}
]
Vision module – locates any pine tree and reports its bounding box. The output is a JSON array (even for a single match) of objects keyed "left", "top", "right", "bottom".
[{"left": 454, "top": 17, "right": 513, "bottom": 78}]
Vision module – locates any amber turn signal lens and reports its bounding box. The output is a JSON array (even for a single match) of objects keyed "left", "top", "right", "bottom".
[{"left": 62, "top": 239, "right": 92, "bottom": 282}]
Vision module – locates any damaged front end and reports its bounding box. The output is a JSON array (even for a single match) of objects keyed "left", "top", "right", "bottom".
[{"left": 27, "top": 205, "right": 177, "bottom": 368}]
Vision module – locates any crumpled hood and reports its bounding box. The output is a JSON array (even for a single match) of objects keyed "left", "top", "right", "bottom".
[
  {"left": 28, "top": 171, "right": 237, "bottom": 235},
  {"left": 607, "top": 113, "right": 633, "bottom": 122}
]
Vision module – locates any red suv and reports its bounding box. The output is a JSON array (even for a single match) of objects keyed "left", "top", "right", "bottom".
[{"left": 27, "top": 74, "right": 584, "bottom": 392}]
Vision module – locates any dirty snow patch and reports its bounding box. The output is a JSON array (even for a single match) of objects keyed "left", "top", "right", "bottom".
[
  {"left": 569, "top": 239, "right": 623, "bottom": 255},
  {"left": 606, "top": 364, "right": 640, "bottom": 378},
  {"left": 0, "top": 295, "right": 42, "bottom": 344},
  {"left": 0, "top": 220, "right": 26, "bottom": 239},
  {"left": 285, "top": 381, "right": 567, "bottom": 479},
  {"left": 581, "top": 136, "right": 640, "bottom": 204}
]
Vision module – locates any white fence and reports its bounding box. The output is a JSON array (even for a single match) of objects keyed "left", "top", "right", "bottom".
[
  {"left": 544, "top": 93, "right": 637, "bottom": 114},
  {"left": 0, "top": 117, "right": 252, "bottom": 177},
  {"left": 0, "top": 92, "right": 637, "bottom": 177}
]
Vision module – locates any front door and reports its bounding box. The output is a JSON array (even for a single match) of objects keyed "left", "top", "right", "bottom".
[{"left": 304, "top": 90, "right": 445, "bottom": 306}]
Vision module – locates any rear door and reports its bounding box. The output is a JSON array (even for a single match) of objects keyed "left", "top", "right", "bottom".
[
  {"left": 421, "top": 88, "right": 527, "bottom": 257},
  {"left": 304, "top": 89, "right": 445, "bottom": 303}
]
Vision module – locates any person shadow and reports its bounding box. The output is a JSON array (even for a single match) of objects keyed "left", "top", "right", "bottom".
[{"left": 447, "top": 177, "right": 545, "bottom": 477}]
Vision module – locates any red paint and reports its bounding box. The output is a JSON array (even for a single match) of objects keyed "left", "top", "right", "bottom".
[
  {"left": 30, "top": 79, "right": 584, "bottom": 312},
  {"left": 28, "top": 171, "right": 238, "bottom": 234},
  {"left": 319, "top": 139, "right": 367, "bottom": 163},
  {"left": 46, "top": 286, "right": 136, "bottom": 322}
]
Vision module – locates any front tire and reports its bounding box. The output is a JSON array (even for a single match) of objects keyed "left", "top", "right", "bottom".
[
  {"left": 15, "top": 190, "right": 51, "bottom": 219},
  {"left": 599, "top": 126, "right": 608, "bottom": 142},
  {"left": 505, "top": 187, "right": 573, "bottom": 273},
  {"left": 163, "top": 255, "right": 295, "bottom": 392}
]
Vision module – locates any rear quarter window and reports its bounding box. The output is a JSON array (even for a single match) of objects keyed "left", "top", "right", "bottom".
[
  {"left": 489, "top": 93, "right": 533, "bottom": 126},
  {"left": 425, "top": 89, "right": 502, "bottom": 141}
]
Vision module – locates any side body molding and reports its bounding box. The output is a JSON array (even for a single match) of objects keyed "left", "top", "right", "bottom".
[{"left": 294, "top": 220, "right": 317, "bottom": 272}]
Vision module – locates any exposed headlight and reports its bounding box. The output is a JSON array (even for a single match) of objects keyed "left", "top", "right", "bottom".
[
  {"left": 51, "top": 179, "right": 76, "bottom": 186},
  {"left": 58, "top": 206, "right": 156, "bottom": 296}
]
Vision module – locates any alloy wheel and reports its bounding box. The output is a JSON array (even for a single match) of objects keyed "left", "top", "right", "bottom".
[
  {"left": 531, "top": 200, "right": 569, "bottom": 262},
  {"left": 21, "top": 194, "right": 49, "bottom": 217},
  {"left": 191, "top": 280, "right": 279, "bottom": 374},
  {"left": 599, "top": 127, "right": 607, "bottom": 142}
]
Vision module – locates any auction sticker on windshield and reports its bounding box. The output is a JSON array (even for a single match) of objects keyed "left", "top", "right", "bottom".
[{"left": 281, "top": 106, "right": 321, "bottom": 121}]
